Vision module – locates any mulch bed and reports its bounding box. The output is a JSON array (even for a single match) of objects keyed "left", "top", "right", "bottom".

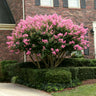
[{"left": 82, "top": 79, "right": 96, "bottom": 85}]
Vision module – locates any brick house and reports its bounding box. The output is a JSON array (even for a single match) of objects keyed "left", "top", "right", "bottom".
[{"left": 0, "top": 0, "right": 96, "bottom": 62}]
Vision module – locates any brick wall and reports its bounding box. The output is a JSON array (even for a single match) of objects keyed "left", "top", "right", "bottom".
[
  {"left": 0, "top": 30, "right": 23, "bottom": 62},
  {"left": 0, "top": 0, "right": 23, "bottom": 62},
  {"left": 24, "top": 0, "right": 95, "bottom": 59},
  {"left": 6, "top": 0, "right": 23, "bottom": 23}
]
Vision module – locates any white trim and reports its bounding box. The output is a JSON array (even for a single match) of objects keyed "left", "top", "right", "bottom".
[
  {"left": 22, "top": 0, "right": 25, "bottom": 20},
  {"left": 0, "top": 24, "right": 15, "bottom": 30},
  {"left": 68, "top": 0, "right": 80, "bottom": 8},
  {"left": 93, "top": 21, "right": 96, "bottom": 58},
  {"left": 22, "top": 0, "right": 27, "bottom": 62},
  {"left": 40, "top": 0, "right": 53, "bottom": 7}
]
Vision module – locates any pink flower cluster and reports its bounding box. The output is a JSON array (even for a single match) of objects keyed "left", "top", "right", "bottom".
[
  {"left": 26, "top": 50, "right": 31, "bottom": 55},
  {"left": 6, "top": 13, "right": 89, "bottom": 56},
  {"left": 23, "top": 39, "right": 29, "bottom": 45},
  {"left": 51, "top": 48, "right": 59, "bottom": 55},
  {"left": 69, "top": 41, "right": 75, "bottom": 44},
  {"left": 74, "top": 45, "right": 83, "bottom": 50},
  {"left": 42, "top": 39, "right": 48, "bottom": 43}
]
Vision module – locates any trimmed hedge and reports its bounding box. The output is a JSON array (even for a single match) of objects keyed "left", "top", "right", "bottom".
[
  {"left": 3, "top": 63, "right": 96, "bottom": 82},
  {"left": 1, "top": 60, "right": 96, "bottom": 88},
  {"left": 9, "top": 58, "right": 96, "bottom": 69},
  {"left": 13, "top": 68, "right": 74, "bottom": 92},
  {"left": 16, "top": 62, "right": 37, "bottom": 69},
  {"left": 59, "top": 58, "right": 96, "bottom": 67},
  {"left": 2, "top": 60, "right": 96, "bottom": 82},
  {"left": 69, "top": 67, "right": 96, "bottom": 80},
  {"left": 17, "top": 68, "right": 72, "bottom": 84},
  {"left": 1, "top": 61, "right": 96, "bottom": 92},
  {"left": 44, "top": 69, "right": 71, "bottom": 83},
  {"left": 0, "top": 60, "right": 17, "bottom": 81}
]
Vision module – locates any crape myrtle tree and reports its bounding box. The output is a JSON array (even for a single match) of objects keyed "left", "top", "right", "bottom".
[{"left": 6, "top": 14, "right": 89, "bottom": 68}]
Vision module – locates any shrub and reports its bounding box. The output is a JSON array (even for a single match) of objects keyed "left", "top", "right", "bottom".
[
  {"left": 16, "top": 62, "right": 38, "bottom": 69},
  {"left": 11, "top": 76, "right": 18, "bottom": 83},
  {"left": 59, "top": 58, "right": 96, "bottom": 67},
  {"left": 0, "top": 60, "right": 18, "bottom": 81},
  {"left": 77, "top": 67, "right": 96, "bottom": 80},
  {"left": 17, "top": 61, "right": 48, "bottom": 69},
  {"left": 31, "top": 80, "right": 81, "bottom": 92},
  {"left": 7, "top": 14, "right": 89, "bottom": 68},
  {"left": 1, "top": 60, "right": 17, "bottom": 65},
  {"left": 45, "top": 69, "right": 71, "bottom": 83},
  {"left": 69, "top": 67, "right": 96, "bottom": 80},
  {"left": 17, "top": 68, "right": 72, "bottom": 84},
  {"left": 4, "top": 63, "right": 21, "bottom": 80},
  {"left": 8, "top": 58, "right": 96, "bottom": 69},
  {"left": 14, "top": 68, "right": 82, "bottom": 92},
  {"left": 71, "top": 51, "right": 84, "bottom": 58},
  {"left": 69, "top": 67, "right": 79, "bottom": 80},
  {"left": 14, "top": 67, "right": 82, "bottom": 92}
]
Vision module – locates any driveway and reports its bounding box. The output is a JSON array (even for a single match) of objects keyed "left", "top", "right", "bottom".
[{"left": 0, "top": 83, "right": 52, "bottom": 96}]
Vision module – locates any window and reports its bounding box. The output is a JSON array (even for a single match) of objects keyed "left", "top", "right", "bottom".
[
  {"left": 35, "top": 0, "right": 59, "bottom": 7},
  {"left": 0, "top": 0, "right": 15, "bottom": 30},
  {"left": 0, "top": 0, "right": 15, "bottom": 24},
  {"left": 68, "top": 0, "right": 80, "bottom": 8},
  {"left": 40, "top": 0, "right": 53, "bottom": 7},
  {"left": 84, "top": 27, "right": 89, "bottom": 55}
]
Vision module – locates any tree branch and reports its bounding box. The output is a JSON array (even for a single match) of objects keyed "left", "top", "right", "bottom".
[
  {"left": 35, "top": 54, "right": 41, "bottom": 69},
  {"left": 29, "top": 55, "right": 37, "bottom": 66}
]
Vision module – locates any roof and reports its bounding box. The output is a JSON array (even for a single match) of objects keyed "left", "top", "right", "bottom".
[{"left": 0, "top": 0, "right": 15, "bottom": 24}]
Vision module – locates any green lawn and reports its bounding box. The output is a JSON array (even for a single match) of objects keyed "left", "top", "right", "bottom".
[{"left": 51, "top": 83, "right": 96, "bottom": 96}]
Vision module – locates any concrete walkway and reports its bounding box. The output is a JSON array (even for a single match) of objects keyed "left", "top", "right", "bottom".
[{"left": 0, "top": 83, "right": 52, "bottom": 96}]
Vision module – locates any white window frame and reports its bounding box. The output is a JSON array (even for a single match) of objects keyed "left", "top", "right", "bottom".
[
  {"left": 93, "top": 21, "right": 96, "bottom": 58},
  {"left": 68, "top": 0, "right": 80, "bottom": 8},
  {"left": 40, "top": 0, "right": 53, "bottom": 7}
]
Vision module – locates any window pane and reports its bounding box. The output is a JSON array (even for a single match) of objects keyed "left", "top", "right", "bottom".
[
  {"left": 41, "top": 0, "right": 53, "bottom": 7},
  {"left": 68, "top": 0, "right": 80, "bottom": 8},
  {"left": 0, "top": 0, "right": 15, "bottom": 24}
]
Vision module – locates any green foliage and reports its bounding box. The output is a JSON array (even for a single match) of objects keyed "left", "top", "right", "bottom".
[
  {"left": 45, "top": 69, "right": 71, "bottom": 83},
  {"left": 12, "top": 58, "right": 96, "bottom": 69},
  {"left": 71, "top": 51, "right": 84, "bottom": 58},
  {"left": 0, "top": 60, "right": 18, "bottom": 81},
  {"left": 34, "top": 80, "right": 81, "bottom": 92},
  {"left": 13, "top": 68, "right": 82, "bottom": 92},
  {"left": 17, "top": 62, "right": 45, "bottom": 69},
  {"left": 16, "top": 68, "right": 72, "bottom": 84},
  {"left": 69, "top": 67, "right": 79, "bottom": 80},
  {"left": 1, "top": 60, "right": 96, "bottom": 92},
  {"left": 1, "top": 60, "right": 17, "bottom": 65},
  {"left": 59, "top": 58, "right": 96, "bottom": 67},
  {"left": 4, "top": 63, "right": 21, "bottom": 81},
  {"left": 69, "top": 67, "right": 96, "bottom": 80},
  {"left": 16, "top": 80, "right": 81, "bottom": 92},
  {"left": 77, "top": 67, "right": 96, "bottom": 80},
  {"left": 11, "top": 76, "right": 18, "bottom": 83},
  {"left": 16, "top": 62, "right": 37, "bottom": 69}
]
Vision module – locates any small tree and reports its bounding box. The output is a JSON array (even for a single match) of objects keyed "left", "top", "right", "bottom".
[{"left": 6, "top": 14, "right": 89, "bottom": 68}]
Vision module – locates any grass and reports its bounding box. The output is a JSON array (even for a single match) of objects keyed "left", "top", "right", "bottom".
[{"left": 51, "top": 83, "right": 96, "bottom": 96}]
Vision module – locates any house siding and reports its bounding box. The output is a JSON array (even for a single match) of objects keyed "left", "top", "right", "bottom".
[{"left": 0, "top": 30, "right": 23, "bottom": 62}]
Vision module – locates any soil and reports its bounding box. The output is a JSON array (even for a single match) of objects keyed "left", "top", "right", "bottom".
[{"left": 82, "top": 79, "right": 96, "bottom": 85}]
